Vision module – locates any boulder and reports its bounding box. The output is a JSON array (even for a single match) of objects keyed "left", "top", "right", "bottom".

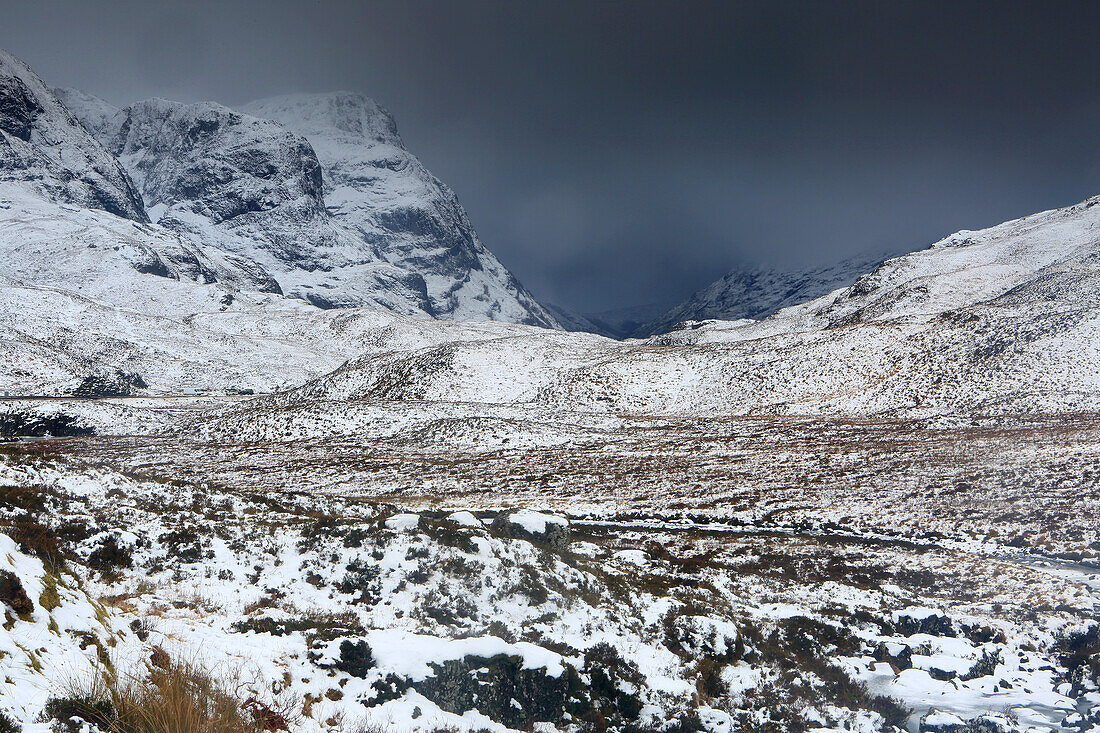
[{"left": 492, "top": 510, "right": 570, "bottom": 551}]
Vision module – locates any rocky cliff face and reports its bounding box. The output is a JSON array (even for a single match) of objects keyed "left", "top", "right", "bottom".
[
  {"left": 58, "top": 92, "right": 435, "bottom": 313},
  {"left": 242, "top": 93, "right": 559, "bottom": 327},
  {"left": 0, "top": 52, "right": 282, "bottom": 296},
  {"left": 0, "top": 51, "right": 146, "bottom": 221}
]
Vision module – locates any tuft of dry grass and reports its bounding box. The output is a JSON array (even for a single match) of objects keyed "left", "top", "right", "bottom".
[{"left": 46, "top": 653, "right": 297, "bottom": 733}]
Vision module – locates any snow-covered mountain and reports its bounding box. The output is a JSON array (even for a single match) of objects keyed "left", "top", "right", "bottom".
[
  {"left": 635, "top": 250, "right": 895, "bottom": 337},
  {"left": 53, "top": 83, "right": 557, "bottom": 325},
  {"left": 0, "top": 50, "right": 546, "bottom": 395},
  {"left": 241, "top": 93, "right": 559, "bottom": 326},
  {"left": 0, "top": 50, "right": 145, "bottom": 222},
  {"left": 56, "top": 91, "right": 434, "bottom": 313}
]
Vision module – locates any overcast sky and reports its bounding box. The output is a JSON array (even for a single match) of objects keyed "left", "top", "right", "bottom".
[{"left": 3, "top": 1, "right": 1100, "bottom": 313}]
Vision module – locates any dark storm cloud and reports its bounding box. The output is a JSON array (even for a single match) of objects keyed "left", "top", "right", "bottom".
[{"left": 3, "top": 1, "right": 1100, "bottom": 312}]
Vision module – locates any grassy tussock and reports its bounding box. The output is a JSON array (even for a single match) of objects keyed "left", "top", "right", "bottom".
[{"left": 46, "top": 653, "right": 296, "bottom": 733}]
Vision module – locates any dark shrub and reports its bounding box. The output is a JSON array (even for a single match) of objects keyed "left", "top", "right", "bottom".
[
  {"left": 695, "top": 656, "right": 729, "bottom": 699},
  {"left": 87, "top": 536, "right": 133, "bottom": 576},
  {"left": 335, "top": 640, "right": 374, "bottom": 678},
  {"left": 6, "top": 516, "right": 67, "bottom": 570},
  {"left": 662, "top": 710, "right": 704, "bottom": 733},
  {"left": 337, "top": 559, "right": 380, "bottom": 604},
  {"left": 582, "top": 643, "right": 645, "bottom": 723},
  {"left": 960, "top": 649, "right": 1002, "bottom": 681},
  {"left": 1052, "top": 623, "right": 1100, "bottom": 691},
  {"left": 0, "top": 709, "right": 21, "bottom": 733},
  {"left": 42, "top": 696, "right": 115, "bottom": 733},
  {"left": 0, "top": 570, "right": 32, "bottom": 617},
  {"left": 157, "top": 527, "right": 203, "bottom": 563}
]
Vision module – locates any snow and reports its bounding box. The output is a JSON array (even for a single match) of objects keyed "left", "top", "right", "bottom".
[
  {"left": 507, "top": 510, "right": 568, "bottom": 535},
  {"left": 364, "top": 630, "right": 567, "bottom": 680},
  {"left": 385, "top": 513, "right": 421, "bottom": 531},
  {"left": 447, "top": 511, "right": 483, "bottom": 527},
  {"left": 893, "top": 606, "right": 946, "bottom": 622}
]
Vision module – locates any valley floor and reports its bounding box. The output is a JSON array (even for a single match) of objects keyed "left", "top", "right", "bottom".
[
  {"left": 35, "top": 406, "right": 1100, "bottom": 560},
  {"left": 0, "top": 400, "right": 1098, "bottom": 732}
]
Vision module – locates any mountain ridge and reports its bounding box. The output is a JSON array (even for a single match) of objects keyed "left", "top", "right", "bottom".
[
  {"left": 635, "top": 249, "right": 902, "bottom": 337},
  {"left": 53, "top": 81, "right": 558, "bottom": 326}
]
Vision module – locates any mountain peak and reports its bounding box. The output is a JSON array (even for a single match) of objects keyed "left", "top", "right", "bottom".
[{"left": 243, "top": 91, "right": 401, "bottom": 146}]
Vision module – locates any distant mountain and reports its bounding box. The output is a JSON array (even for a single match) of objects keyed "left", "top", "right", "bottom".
[
  {"left": 548, "top": 302, "right": 668, "bottom": 339},
  {"left": 635, "top": 251, "right": 898, "bottom": 336}
]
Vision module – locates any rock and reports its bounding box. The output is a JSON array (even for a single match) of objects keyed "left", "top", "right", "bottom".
[
  {"left": 872, "top": 641, "right": 913, "bottom": 670},
  {"left": 384, "top": 513, "right": 421, "bottom": 532},
  {"left": 927, "top": 666, "right": 956, "bottom": 681},
  {"left": 919, "top": 710, "right": 966, "bottom": 733},
  {"left": 492, "top": 510, "right": 570, "bottom": 551},
  {"left": 963, "top": 714, "right": 1015, "bottom": 733},
  {"left": 416, "top": 653, "right": 570, "bottom": 728},
  {"left": 892, "top": 607, "right": 955, "bottom": 637}
]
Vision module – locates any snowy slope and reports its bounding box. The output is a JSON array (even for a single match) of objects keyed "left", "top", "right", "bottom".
[
  {"left": 0, "top": 184, "right": 556, "bottom": 396},
  {"left": 241, "top": 93, "right": 559, "bottom": 327},
  {"left": 0, "top": 182, "right": 548, "bottom": 396},
  {"left": 636, "top": 250, "right": 894, "bottom": 337}
]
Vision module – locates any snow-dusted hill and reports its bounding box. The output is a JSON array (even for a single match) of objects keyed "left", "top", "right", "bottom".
[
  {"left": 636, "top": 250, "right": 894, "bottom": 337},
  {"left": 218, "top": 194, "right": 1100, "bottom": 421},
  {"left": 241, "top": 93, "right": 559, "bottom": 327}
]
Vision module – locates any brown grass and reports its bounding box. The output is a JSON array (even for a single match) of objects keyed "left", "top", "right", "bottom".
[{"left": 48, "top": 654, "right": 297, "bottom": 733}]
